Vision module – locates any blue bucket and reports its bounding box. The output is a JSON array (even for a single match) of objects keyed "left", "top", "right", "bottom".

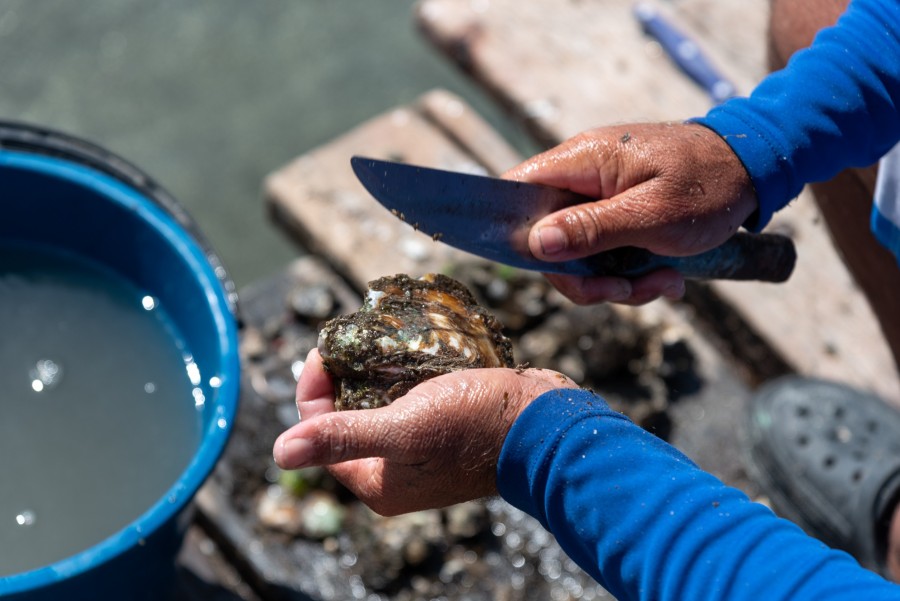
[{"left": 0, "top": 122, "right": 240, "bottom": 600}]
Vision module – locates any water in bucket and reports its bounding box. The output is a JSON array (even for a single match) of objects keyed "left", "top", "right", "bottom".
[{"left": 0, "top": 241, "right": 203, "bottom": 576}]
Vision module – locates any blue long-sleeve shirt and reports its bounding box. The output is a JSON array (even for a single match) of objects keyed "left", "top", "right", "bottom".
[
  {"left": 497, "top": 389, "right": 900, "bottom": 600},
  {"left": 693, "top": 0, "right": 900, "bottom": 231},
  {"left": 496, "top": 2, "right": 900, "bottom": 598}
]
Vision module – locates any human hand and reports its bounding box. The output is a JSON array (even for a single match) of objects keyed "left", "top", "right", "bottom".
[
  {"left": 504, "top": 122, "right": 758, "bottom": 305},
  {"left": 273, "top": 349, "right": 578, "bottom": 516}
]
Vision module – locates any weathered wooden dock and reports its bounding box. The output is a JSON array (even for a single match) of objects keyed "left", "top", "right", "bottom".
[{"left": 175, "top": 0, "right": 899, "bottom": 597}]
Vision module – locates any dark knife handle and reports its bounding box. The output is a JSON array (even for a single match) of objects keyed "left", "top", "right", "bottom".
[{"left": 571, "top": 232, "right": 796, "bottom": 282}]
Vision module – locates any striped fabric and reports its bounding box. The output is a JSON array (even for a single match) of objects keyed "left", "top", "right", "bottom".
[{"left": 873, "top": 143, "right": 900, "bottom": 266}]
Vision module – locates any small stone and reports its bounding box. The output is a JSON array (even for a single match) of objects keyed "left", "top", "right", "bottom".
[
  {"left": 445, "top": 501, "right": 489, "bottom": 539},
  {"left": 289, "top": 284, "right": 336, "bottom": 321},
  {"left": 256, "top": 486, "right": 303, "bottom": 536},
  {"left": 300, "top": 491, "right": 346, "bottom": 539},
  {"left": 240, "top": 327, "right": 267, "bottom": 359}
]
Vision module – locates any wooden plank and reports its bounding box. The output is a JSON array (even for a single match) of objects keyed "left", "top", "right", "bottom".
[
  {"left": 416, "top": 0, "right": 900, "bottom": 405},
  {"left": 176, "top": 525, "right": 261, "bottom": 601},
  {"left": 264, "top": 91, "right": 496, "bottom": 289},
  {"left": 414, "top": 89, "right": 523, "bottom": 175},
  {"left": 414, "top": 0, "right": 764, "bottom": 144},
  {"left": 717, "top": 192, "right": 900, "bottom": 404}
]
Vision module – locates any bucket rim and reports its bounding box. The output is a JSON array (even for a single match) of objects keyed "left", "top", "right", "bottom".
[{"left": 0, "top": 119, "right": 239, "bottom": 317}]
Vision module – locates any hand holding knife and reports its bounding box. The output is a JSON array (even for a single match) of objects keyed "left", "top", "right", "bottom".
[
  {"left": 351, "top": 156, "right": 795, "bottom": 283},
  {"left": 350, "top": 9, "right": 793, "bottom": 285}
]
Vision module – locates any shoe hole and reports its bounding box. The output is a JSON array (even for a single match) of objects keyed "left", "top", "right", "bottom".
[
  {"left": 867, "top": 420, "right": 878, "bottom": 433},
  {"left": 851, "top": 469, "right": 864, "bottom": 483},
  {"left": 796, "top": 405, "right": 810, "bottom": 418},
  {"left": 823, "top": 456, "right": 836, "bottom": 469},
  {"left": 797, "top": 434, "right": 809, "bottom": 446},
  {"left": 834, "top": 406, "right": 845, "bottom": 419}
]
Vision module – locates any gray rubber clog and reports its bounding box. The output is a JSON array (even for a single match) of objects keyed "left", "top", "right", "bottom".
[{"left": 743, "top": 376, "right": 900, "bottom": 575}]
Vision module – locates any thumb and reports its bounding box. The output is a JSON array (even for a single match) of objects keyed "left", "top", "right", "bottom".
[
  {"left": 274, "top": 369, "right": 478, "bottom": 471},
  {"left": 529, "top": 180, "right": 693, "bottom": 261},
  {"left": 274, "top": 408, "right": 400, "bottom": 470}
]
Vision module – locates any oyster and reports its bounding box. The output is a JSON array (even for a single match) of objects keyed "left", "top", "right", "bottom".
[{"left": 318, "top": 273, "right": 515, "bottom": 410}]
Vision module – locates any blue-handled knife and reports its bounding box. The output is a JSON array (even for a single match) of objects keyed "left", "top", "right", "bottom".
[
  {"left": 351, "top": 156, "right": 795, "bottom": 282},
  {"left": 634, "top": 2, "right": 737, "bottom": 104}
]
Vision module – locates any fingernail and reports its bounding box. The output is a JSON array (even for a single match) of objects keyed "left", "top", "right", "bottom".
[
  {"left": 277, "top": 437, "right": 314, "bottom": 469},
  {"left": 537, "top": 226, "right": 567, "bottom": 256}
]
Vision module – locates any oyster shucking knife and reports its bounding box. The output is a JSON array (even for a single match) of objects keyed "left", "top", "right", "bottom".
[{"left": 350, "top": 156, "right": 796, "bottom": 282}]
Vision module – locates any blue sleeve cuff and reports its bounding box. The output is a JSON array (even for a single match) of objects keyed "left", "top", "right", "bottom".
[
  {"left": 690, "top": 0, "right": 900, "bottom": 232},
  {"left": 690, "top": 108, "right": 793, "bottom": 232},
  {"left": 496, "top": 388, "right": 642, "bottom": 527}
]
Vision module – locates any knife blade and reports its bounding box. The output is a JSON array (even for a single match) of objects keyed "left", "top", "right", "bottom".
[{"left": 351, "top": 156, "right": 796, "bottom": 282}]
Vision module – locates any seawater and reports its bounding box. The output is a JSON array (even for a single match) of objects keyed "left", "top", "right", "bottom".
[{"left": 0, "top": 242, "right": 202, "bottom": 576}]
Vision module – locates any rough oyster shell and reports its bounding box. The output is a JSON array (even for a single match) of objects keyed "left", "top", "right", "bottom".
[{"left": 318, "top": 273, "right": 515, "bottom": 410}]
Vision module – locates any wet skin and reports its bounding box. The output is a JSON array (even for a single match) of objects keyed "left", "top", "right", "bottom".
[
  {"left": 503, "top": 122, "right": 757, "bottom": 306},
  {"left": 274, "top": 349, "right": 577, "bottom": 516}
]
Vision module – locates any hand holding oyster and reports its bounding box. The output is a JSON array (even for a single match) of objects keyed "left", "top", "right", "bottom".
[{"left": 317, "top": 273, "right": 515, "bottom": 411}]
